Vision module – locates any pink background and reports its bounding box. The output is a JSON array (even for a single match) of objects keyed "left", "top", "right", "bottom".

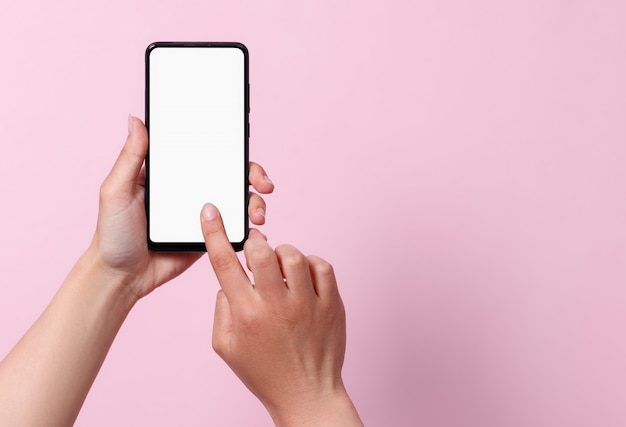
[{"left": 1, "top": 1, "right": 625, "bottom": 426}]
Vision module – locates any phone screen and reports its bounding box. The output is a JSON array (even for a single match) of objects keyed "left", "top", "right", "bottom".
[{"left": 146, "top": 42, "right": 249, "bottom": 251}]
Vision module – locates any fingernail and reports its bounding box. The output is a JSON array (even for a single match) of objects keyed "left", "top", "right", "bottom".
[
  {"left": 128, "top": 114, "right": 134, "bottom": 135},
  {"left": 264, "top": 175, "right": 273, "bottom": 185},
  {"left": 256, "top": 207, "right": 265, "bottom": 218},
  {"left": 202, "top": 203, "right": 218, "bottom": 221}
]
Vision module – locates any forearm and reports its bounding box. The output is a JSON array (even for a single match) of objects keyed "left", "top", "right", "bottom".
[{"left": 0, "top": 247, "right": 137, "bottom": 427}]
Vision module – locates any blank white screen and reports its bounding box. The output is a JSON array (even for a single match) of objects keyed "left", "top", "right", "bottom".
[{"left": 149, "top": 46, "right": 245, "bottom": 244}]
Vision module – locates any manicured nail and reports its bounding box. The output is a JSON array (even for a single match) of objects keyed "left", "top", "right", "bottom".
[
  {"left": 128, "top": 114, "right": 134, "bottom": 135},
  {"left": 256, "top": 207, "right": 265, "bottom": 218},
  {"left": 202, "top": 203, "right": 218, "bottom": 221},
  {"left": 264, "top": 175, "right": 273, "bottom": 185}
]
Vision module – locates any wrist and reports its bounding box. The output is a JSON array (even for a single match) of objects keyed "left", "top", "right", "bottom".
[
  {"left": 268, "top": 382, "right": 363, "bottom": 427},
  {"left": 75, "top": 245, "right": 140, "bottom": 317}
]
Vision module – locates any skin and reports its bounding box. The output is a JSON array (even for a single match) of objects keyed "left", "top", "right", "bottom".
[
  {"left": 0, "top": 116, "right": 362, "bottom": 426},
  {"left": 0, "top": 116, "right": 272, "bottom": 426},
  {"left": 201, "top": 204, "right": 363, "bottom": 426}
]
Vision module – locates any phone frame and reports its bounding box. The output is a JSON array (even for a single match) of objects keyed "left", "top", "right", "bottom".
[{"left": 145, "top": 41, "right": 250, "bottom": 252}]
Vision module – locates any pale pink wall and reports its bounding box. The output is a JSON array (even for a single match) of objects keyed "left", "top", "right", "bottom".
[{"left": 1, "top": 1, "right": 625, "bottom": 426}]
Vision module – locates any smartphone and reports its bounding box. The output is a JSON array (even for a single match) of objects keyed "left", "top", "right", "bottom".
[{"left": 145, "top": 42, "right": 249, "bottom": 252}]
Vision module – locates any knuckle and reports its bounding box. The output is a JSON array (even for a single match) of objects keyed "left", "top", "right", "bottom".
[
  {"left": 311, "top": 258, "right": 335, "bottom": 278},
  {"left": 277, "top": 245, "right": 307, "bottom": 270},
  {"left": 238, "top": 306, "right": 262, "bottom": 332},
  {"left": 210, "top": 251, "right": 237, "bottom": 272},
  {"left": 248, "top": 244, "right": 275, "bottom": 269}
]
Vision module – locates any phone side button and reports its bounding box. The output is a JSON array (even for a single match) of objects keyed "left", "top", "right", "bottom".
[{"left": 247, "top": 122, "right": 250, "bottom": 138}]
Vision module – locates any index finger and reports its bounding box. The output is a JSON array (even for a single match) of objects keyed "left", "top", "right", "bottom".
[{"left": 201, "top": 203, "right": 251, "bottom": 302}]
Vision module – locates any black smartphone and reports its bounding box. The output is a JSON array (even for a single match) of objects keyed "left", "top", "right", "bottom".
[{"left": 145, "top": 42, "right": 249, "bottom": 252}]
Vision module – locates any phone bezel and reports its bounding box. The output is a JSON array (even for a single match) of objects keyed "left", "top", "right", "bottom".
[{"left": 145, "top": 41, "right": 250, "bottom": 252}]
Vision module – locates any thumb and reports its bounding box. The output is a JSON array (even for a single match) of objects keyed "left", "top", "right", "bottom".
[
  {"left": 103, "top": 115, "right": 148, "bottom": 195},
  {"left": 212, "top": 290, "right": 233, "bottom": 358}
]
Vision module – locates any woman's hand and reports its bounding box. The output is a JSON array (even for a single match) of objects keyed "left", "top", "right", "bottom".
[
  {"left": 90, "top": 115, "right": 274, "bottom": 301},
  {"left": 200, "top": 203, "right": 363, "bottom": 426},
  {"left": 0, "top": 116, "right": 275, "bottom": 427}
]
